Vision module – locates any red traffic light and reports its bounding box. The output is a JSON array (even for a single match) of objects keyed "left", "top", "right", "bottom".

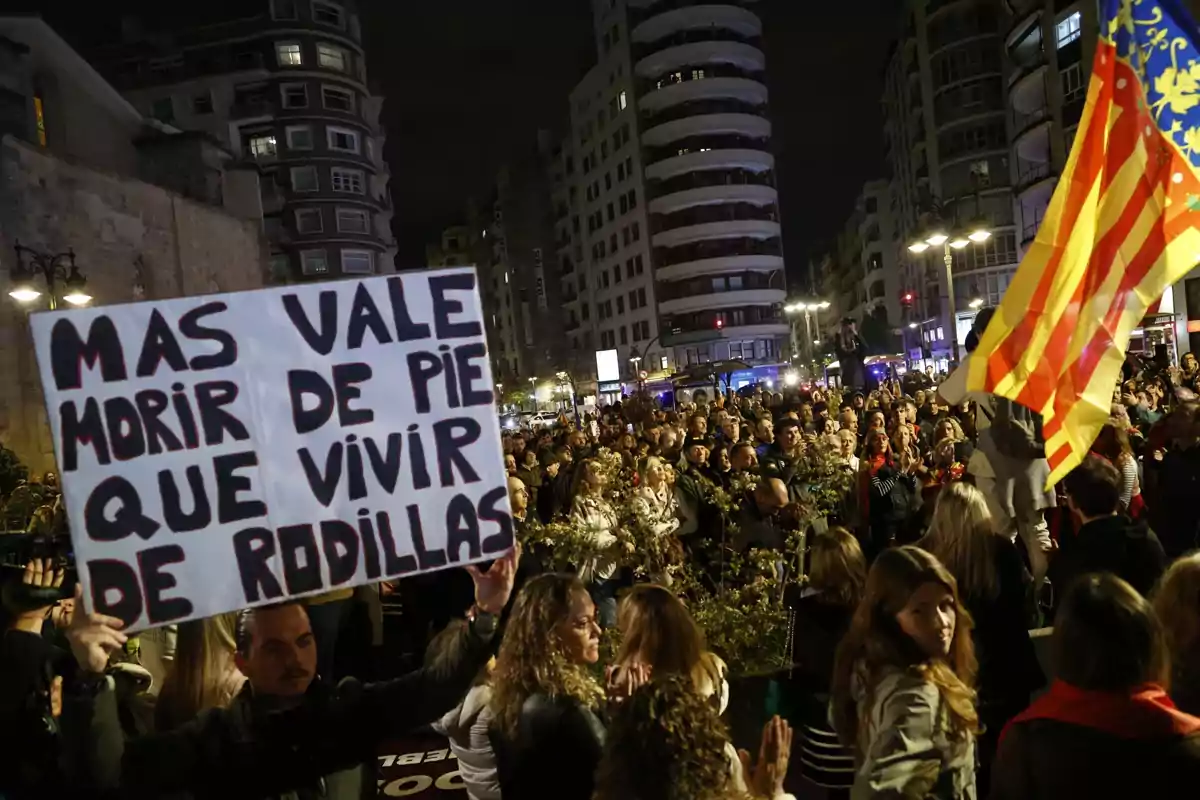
[
  {"left": 716, "top": 319, "right": 724, "bottom": 328},
  {"left": 902, "top": 292, "right": 914, "bottom": 303}
]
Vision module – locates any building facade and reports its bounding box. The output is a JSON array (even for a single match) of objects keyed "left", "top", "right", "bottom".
[
  {"left": 457, "top": 133, "right": 570, "bottom": 388},
  {"left": 883, "top": 0, "right": 1020, "bottom": 370},
  {"left": 426, "top": 224, "right": 472, "bottom": 268},
  {"left": 85, "top": 0, "right": 395, "bottom": 283},
  {"left": 0, "top": 17, "right": 268, "bottom": 472},
  {"left": 558, "top": 0, "right": 788, "bottom": 393}
]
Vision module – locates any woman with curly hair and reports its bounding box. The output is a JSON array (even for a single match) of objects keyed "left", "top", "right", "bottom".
[
  {"left": 831, "top": 546, "right": 979, "bottom": 799},
  {"left": 489, "top": 573, "right": 605, "bottom": 800},
  {"left": 594, "top": 676, "right": 794, "bottom": 800}
]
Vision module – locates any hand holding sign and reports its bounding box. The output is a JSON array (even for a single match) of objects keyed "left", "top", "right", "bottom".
[
  {"left": 65, "top": 583, "right": 127, "bottom": 674},
  {"left": 467, "top": 541, "right": 519, "bottom": 615},
  {"left": 32, "top": 268, "right": 512, "bottom": 631}
]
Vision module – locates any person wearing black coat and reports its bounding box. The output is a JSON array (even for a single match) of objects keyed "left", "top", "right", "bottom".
[
  {"left": 56, "top": 553, "right": 517, "bottom": 800},
  {"left": 991, "top": 574, "right": 1200, "bottom": 800},
  {"left": 491, "top": 692, "right": 606, "bottom": 800},
  {"left": 1049, "top": 456, "right": 1167, "bottom": 615}
]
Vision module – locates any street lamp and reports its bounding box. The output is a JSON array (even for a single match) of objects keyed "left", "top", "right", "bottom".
[
  {"left": 908, "top": 222, "right": 991, "bottom": 364},
  {"left": 8, "top": 242, "right": 91, "bottom": 310},
  {"left": 784, "top": 300, "right": 830, "bottom": 378}
]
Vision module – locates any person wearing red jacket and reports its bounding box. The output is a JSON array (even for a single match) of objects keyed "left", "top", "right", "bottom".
[{"left": 990, "top": 572, "right": 1200, "bottom": 799}]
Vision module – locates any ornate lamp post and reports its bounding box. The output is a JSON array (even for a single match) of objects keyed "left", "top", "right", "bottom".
[
  {"left": 7, "top": 242, "right": 91, "bottom": 310},
  {"left": 908, "top": 206, "right": 991, "bottom": 365}
]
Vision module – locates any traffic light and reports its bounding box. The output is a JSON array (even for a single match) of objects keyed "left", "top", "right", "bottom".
[{"left": 716, "top": 318, "right": 724, "bottom": 329}]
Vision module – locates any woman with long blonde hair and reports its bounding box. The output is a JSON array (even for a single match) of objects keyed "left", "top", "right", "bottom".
[
  {"left": 831, "top": 546, "right": 979, "bottom": 799},
  {"left": 489, "top": 573, "right": 605, "bottom": 800},
  {"left": 920, "top": 483, "right": 1043, "bottom": 782},
  {"left": 154, "top": 613, "right": 244, "bottom": 731},
  {"left": 1155, "top": 553, "right": 1200, "bottom": 716}
]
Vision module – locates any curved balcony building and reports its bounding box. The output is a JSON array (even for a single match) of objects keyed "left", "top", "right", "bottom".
[
  {"left": 86, "top": 0, "right": 395, "bottom": 282},
  {"left": 629, "top": 0, "right": 787, "bottom": 368}
]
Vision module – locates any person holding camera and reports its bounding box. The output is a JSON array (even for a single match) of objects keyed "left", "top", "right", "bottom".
[
  {"left": 835, "top": 318, "right": 869, "bottom": 392},
  {"left": 1, "top": 558, "right": 73, "bottom": 798}
]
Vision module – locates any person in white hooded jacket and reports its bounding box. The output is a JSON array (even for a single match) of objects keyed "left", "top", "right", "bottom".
[{"left": 432, "top": 679, "right": 499, "bottom": 800}]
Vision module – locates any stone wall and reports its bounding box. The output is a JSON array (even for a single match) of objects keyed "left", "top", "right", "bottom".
[{"left": 0, "top": 135, "right": 267, "bottom": 474}]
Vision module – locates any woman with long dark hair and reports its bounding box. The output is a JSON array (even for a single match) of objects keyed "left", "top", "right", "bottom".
[
  {"left": 1091, "top": 422, "right": 1143, "bottom": 517},
  {"left": 858, "top": 429, "right": 918, "bottom": 560},
  {"left": 831, "top": 546, "right": 979, "bottom": 799}
]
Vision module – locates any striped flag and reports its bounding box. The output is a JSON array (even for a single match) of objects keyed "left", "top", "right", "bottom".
[{"left": 966, "top": 0, "right": 1200, "bottom": 488}]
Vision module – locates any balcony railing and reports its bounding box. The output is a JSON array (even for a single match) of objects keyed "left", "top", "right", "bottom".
[
  {"left": 640, "top": 63, "right": 765, "bottom": 95},
  {"left": 230, "top": 96, "right": 277, "bottom": 119},
  {"left": 642, "top": 97, "right": 768, "bottom": 128},
  {"left": 654, "top": 237, "right": 783, "bottom": 269},
  {"left": 651, "top": 203, "right": 778, "bottom": 235},
  {"left": 1016, "top": 161, "right": 1052, "bottom": 188},
  {"left": 658, "top": 271, "right": 782, "bottom": 302},
  {"left": 1012, "top": 104, "right": 1050, "bottom": 133},
  {"left": 646, "top": 133, "right": 770, "bottom": 167},
  {"left": 632, "top": 26, "right": 762, "bottom": 60},
  {"left": 649, "top": 167, "right": 775, "bottom": 199}
]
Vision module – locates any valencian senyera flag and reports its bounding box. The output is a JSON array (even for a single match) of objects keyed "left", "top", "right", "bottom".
[{"left": 966, "top": 0, "right": 1200, "bottom": 488}]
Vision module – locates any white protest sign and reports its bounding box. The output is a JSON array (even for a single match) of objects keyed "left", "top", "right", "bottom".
[{"left": 30, "top": 267, "right": 512, "bottom": 631}]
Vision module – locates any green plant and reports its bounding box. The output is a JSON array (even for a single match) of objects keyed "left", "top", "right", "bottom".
[{"left": 517, "top": 446, "right": 844, "bottom": 676}]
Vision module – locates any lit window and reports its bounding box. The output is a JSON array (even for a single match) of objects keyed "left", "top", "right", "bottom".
[
  {"left": 286, "top": 125, "right": 313, "bottom": 150},
  {"left": 290, "top": 166, "right": 319, "bottom": 192},
  {"left": 275, "top": 42, "right": 303, "bottom": 66},
  {"left": 937, "top": 327, "right": 945, "bottom": 341},
  {"left": 341, "top": 249, "right": 373, "bottom": 274},
  {"left": 312, "top": 0, "right": 346, "bottom": 28},
  {"left": 1061, "top": 63, "right": 1084, "bottom": 102},
  {"left": 330, "top": 167, "right": 364, "bottom": 193},
  {"left": 1056, "top": 11, "right": 1081, "bottom": 49},
  {"left": 295, "top": 208, "right": 323, "bottom": 233},
  {"left": 322, "top": 85, "right": 354, "bottom": 112},
  {"left": 33, "top": 95, "right": 45, "bottom": 146},
  {"left": 317, "top": 43, "right": 348, "bottom": 72},
  {"left": 326, "top": 126, "right": 360, "bottom": 153},
  {"left": 301, "top": 249, "right": 329, "bottom": 275},
  {"left": 281, "top": 83, "right": 308, "bottom": 108},
  {"left": 247, "top": 134, "right": 277, "bottom": 158},
  {"left": 336, "top": 207, "right": 369, "bottom": 233},
  {"left": 618, "top": 90, "right": 627, "bottom": 110}
]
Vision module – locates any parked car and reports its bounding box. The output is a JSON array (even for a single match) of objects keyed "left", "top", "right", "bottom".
[{"left": 529, "top": 412, "right": 559, "bottom": 429}]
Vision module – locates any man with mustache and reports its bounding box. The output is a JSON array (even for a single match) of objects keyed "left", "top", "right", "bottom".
[{"left": 60, "top": 549, "right": 519, "bottom": 799}]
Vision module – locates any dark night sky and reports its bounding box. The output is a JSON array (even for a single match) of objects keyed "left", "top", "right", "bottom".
[{"left": 25, "top": 0, "right": 899, "bottom": 284}]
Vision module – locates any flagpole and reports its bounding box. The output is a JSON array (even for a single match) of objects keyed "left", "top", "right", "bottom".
[{"left": 943, "top": 243, "right": 959, "bottom": 366}]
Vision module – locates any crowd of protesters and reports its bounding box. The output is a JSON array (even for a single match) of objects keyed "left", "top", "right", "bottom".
[{"left": 5, "top": 327, "right": 1200, "bottom": 798}]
